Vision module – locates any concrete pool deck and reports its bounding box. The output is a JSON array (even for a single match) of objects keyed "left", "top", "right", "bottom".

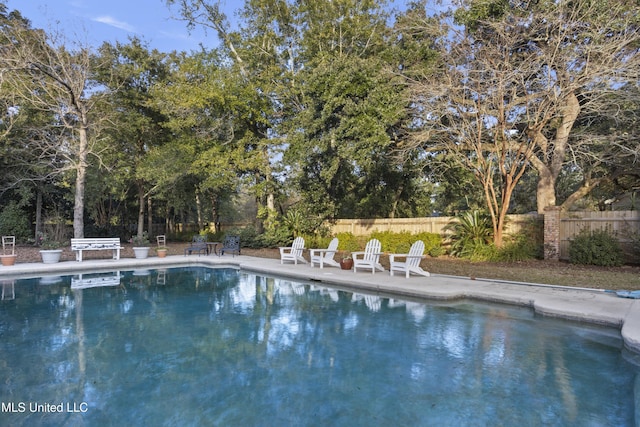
[{"left": 1, "top": 253, "right": 639, "bottom": 354}]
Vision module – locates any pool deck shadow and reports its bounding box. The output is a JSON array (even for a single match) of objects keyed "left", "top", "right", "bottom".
[{"left": 1, "top": 253, "right": 639, "bottom": 354}]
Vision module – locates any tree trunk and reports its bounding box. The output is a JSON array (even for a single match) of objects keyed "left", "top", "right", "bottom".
[
  {"left": 195, "top": 192, "right": 203, "bottom": 231},
  {"left": 255, "top": 195, "right": 265, "bottom": 234},
  {"left": 34, "top": 191, "right": 42, "bottom": 242},
  {"left": 210, "top": 194, "right": 220, "bottom": 234},
  {"left": 561, "top": 175, "right": 607, "bottom": 211},
  {"left": 265, "top": 171, "right": 277, "bottom": 231},
  {"left": 137, "top": 180, "right": 145, "bottom": 238},
  {"left": 147, "top": 196, "right": 153, "bottom": 237},
  {"left": 536, "top": 166, "right": 557, "bottom": 214},
  {"left": 73, "top": 128, "right": 89, "bottom": 238},
  {"left": 390, "top": 184, "right": 404, "bottom": 219},
  {"left": 533, "top": 91, "right": 580, "bottom": 213},
  {"left": 166, "top": 205, "right": 171, "bottom": 234}
]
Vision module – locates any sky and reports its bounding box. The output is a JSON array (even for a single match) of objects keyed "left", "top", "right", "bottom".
[
  {"left": 5, "top": 0, "right": 232, "bottom": 53},
  {"left": 4, "top": 1, "right": 451, "bottom": 54}
]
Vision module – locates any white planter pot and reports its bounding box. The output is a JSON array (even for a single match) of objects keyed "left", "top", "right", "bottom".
[
  {"left": 40, "top": 249, "right": 62, "bottom": 264},
  {"left": 133, "top": 247, "right": 150, "bottom": 259}
]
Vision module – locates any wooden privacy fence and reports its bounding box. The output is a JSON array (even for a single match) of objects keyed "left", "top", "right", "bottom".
[
  {"left": 328, "top": 211, "right": 640, "bottom": 261},
  {"left": 328, "top": 215, "right": 541, "bottom": 238},
  {"left": 559, "top": 210, "right": 640, "bottom": 261},
  {"left": 165, "top": 211, "right": 638, "bottom": 261}
]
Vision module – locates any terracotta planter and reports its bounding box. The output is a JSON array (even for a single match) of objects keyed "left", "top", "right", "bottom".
[
  {"left": 340, "top": 258, "right": 353, "bottom": 270},
  {"left": 0, "top": 255, "right": 17, "bottom": 266},
  {"left": 156, "top": 249, "right": 167, "bottom": 258}
]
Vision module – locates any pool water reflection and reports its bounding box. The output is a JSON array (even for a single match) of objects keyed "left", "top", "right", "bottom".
[{"left": 0, "top": 267, "right": 638, "bottom": 426}]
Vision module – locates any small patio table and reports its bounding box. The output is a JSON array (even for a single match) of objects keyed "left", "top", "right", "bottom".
[{"left": 206, "top": 242, "right": 220, "bottom": 255}]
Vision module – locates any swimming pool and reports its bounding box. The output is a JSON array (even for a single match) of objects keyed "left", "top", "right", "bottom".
[{"left": 1, "top": 267, "right": 638, "bottom": 426}]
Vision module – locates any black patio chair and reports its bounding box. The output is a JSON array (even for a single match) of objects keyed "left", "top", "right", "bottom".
[
  {"left": 184, "top": 235, "right": 208, "bottom": 256},
  {"left": 219, "top": 235, "right": 240, "bottom": 257}
]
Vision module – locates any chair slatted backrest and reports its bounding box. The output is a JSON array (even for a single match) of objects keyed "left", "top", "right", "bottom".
[
  {"left": 291, "top": 236, "right": 305, "bottom": 258},
  {"left": 407, "top": 240, "right": 425, "bottom": 267},
  {"left": 364, "top": 239, "right": 382, "bottom": 262},
  {"left": 2, "top": 236, "right": 15, "bottom": 255},
  {"left": 323, "top": 238, "right": 339, "bottom": 261},
  {"left": 156, "top": 235, "right": 166, "bottom": 247},
  {"left": 222, "top": 235, "right": 240, "bottom": 255}
]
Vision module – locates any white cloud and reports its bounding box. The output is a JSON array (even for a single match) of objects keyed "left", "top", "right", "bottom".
[{"left": 92, "top": 15, "right": 135, "bottom": 33}]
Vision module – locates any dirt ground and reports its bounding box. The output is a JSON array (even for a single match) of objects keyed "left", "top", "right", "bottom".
[{"left": 8, "top": 243, "right": 640, "bottom": 290}]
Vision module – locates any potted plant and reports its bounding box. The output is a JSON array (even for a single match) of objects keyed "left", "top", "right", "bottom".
[
  {"left": 131, "top": 232, "right": 150, "bottom": 259},
  {"left": 37, "top": 232, "right": 64, "bottom": 264},
  {"left": 155, "top": 246, "right": 169, "bottom": 258},
  {"left": 340, "top": 255, "right": 353, "bottom": 270}
]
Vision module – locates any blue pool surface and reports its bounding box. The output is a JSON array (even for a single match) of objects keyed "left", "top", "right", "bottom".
[{"left": 0, "top": 267, "right": 638, "bottom": 426}]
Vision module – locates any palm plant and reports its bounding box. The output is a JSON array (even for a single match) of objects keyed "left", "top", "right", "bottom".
[
  {"left": 283, "top": 209, "right": 305, "bottom": 237},
  {"left": 444, "top": 211, "right": 494, "bottom": 258}
]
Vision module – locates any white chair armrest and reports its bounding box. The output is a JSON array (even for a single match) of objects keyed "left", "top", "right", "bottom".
[
  {"left": 388, "top": 253, "right": 408, "bottom": 262},
  {"left": 310, "top": 249, "right": 329, "bottom": 256}
]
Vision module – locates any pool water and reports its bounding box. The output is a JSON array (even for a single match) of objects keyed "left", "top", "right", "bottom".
[{"left": 0, "top": 267, "right": 638, "bottom": 426}]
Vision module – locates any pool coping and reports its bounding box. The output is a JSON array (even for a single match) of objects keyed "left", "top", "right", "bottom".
[{"left": 1, "top": 254, "right": 639, "bottom": 354}]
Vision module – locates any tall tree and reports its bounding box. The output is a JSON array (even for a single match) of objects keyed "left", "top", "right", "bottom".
[
  {"left": 452, "top": 0, "right": 640, "bottom": 213},
  {"left": 286, "top": 54, "right": 419, "bottom": 219},
  {"left": 284, "top": 0, "right": 430, "bottom": 219},
  {"left": 167, "top": 0, "right": 289, "bottom": 232},
  {"left": 0, "top": 16, "right": 108, "bottom": 238},
  {"left": 96, "top": 38, "right": 172, "bottom": 239},
  {"left": 146, "top": 50, "right": 242, "bottom": 233},
  {"left": 400, "top": 5, "right": 536, "bottom": 246}
]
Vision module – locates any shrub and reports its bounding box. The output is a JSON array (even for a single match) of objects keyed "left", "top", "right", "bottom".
[
  {"left": 218, "top": 226, "right": 260, "bottom": 248},
  {"left": 336, "top": 232, "right": 360, "bottom": 252},
  {"left": 630, "top": 232, "right": 640, "bottom": 264},
  {"left": 304, "top": 235, "right": 334, "bottom": 250},
  {"left": 428, "top": 245, "right": 445, "bottom": 257},
  {"left": 369, "top": 230, "right": 443, "bottom": 255},
  {"left": 167, "top": 231, "right": 198, "bottom": 242},
  {"left": 496, "top": 239, "right": 536, "bottom": 262},
  {"left": 371, "top": 230, "right": 412, "bottom": 253},
  {"left": 131, "top": 232, "right": 150, "bottom": 246},
  {"left": 263, "top": 227, "right": 297, "bottom": 247},
  {"left": 569, "top": 228, "right": 623, "bottom": 267},
  {"left": 467, "top": 243, "right": 500, "bottom": 262},
  {"left": 496, "top": 221, "right": 543, "bottom": 262},
  {"left": 414, "top": 232, "right": 443, "bottom": 255},
  {"left": 0, "top": 201, "right": 31, "bottom": 242}
]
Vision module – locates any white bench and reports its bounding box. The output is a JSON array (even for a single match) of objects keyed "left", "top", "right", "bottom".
[{"left": 71, "top": 238, "right": 122, "bottom": 262}]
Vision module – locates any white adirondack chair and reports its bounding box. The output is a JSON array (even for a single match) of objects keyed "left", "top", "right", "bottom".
[
  {"left": 280, "top": 236, "right": 307, "bottom": 264},
  {"left": 389, "top": 240, "right": 430, "bottom": 278},
  {"left": 352, "top": 238, "right": 384, "bottom": 274},
  {"left": 309, "top": 238, "right": 340, "bottom": 268}
]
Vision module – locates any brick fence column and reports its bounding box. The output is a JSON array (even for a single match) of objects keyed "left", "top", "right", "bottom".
[{"left": 543, "top": 206, "right": 561, "bottom": 261}]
